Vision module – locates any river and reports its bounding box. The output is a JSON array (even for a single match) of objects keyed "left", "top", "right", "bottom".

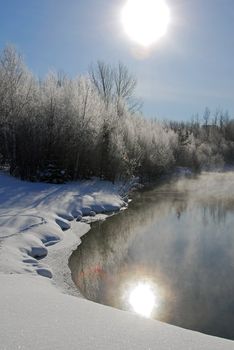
[{"left": 69, "top": 172, "right": 234, "bottom": 340}]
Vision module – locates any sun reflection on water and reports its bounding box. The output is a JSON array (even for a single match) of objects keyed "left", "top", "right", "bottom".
[{"left": 126, "top": 280, "right": 161, "bottom": 318}]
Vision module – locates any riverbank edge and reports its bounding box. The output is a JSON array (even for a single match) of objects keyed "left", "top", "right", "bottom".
[
  {"left": 43, "top": 182, "right": 137, "bottom": 297},
  {"left": 0, "top": 171, "right": 138, "bottom": 295}
]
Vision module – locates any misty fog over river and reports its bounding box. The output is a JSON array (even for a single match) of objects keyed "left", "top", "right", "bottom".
[{"left": 69, "top": 173, "right": 234, "bottom": 340}]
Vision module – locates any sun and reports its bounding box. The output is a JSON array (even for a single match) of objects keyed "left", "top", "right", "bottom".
[
  {"left": 128, "top": 282, "right": 158, "bottom": 318},
  {"left": 122, "top": 0, "right": 170, "bottom": 47}
]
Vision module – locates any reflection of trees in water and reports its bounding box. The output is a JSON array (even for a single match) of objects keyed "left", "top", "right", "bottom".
[
  {"left": 69, "top": 175, "right": 234, "bottom": 340},
  {"left": 202, "top": 197, "right": 234, "bottom": 225}
]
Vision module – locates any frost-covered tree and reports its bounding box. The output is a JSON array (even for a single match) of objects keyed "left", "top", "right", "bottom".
[
  {"left": 0, "top": 45, "right": 36, "bottom": 177},
  {"left": 89, "top": 61, "right": 141, "bottom": 115}
]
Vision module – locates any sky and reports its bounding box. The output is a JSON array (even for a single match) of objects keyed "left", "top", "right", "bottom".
[{"left": 0, "top": 0, "right": 234, "bottom": 121}]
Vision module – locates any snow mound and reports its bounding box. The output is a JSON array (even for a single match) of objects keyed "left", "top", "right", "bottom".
[{"left": 55, "top": 217, "right": 71, "bottom": 230}]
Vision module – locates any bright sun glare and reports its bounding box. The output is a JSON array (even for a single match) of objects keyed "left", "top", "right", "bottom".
[
  {"left": 122, "top": 0, "right": 170, "bottom": 47},
  {"left": 128, "top": 282, "right": 157, "bottom": 318}
]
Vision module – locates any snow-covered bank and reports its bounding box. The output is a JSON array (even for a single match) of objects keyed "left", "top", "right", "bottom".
[
  {"left": 0, "top": 171, "right": 233, "bottom": 349},
  {"left": 1, "top": 273, "right": 233, "bottom": 350},
  {"left": 0, "top": 171, "right": 126, "bottom": 293}
]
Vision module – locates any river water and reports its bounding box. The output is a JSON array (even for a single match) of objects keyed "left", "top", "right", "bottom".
[{"left": 69, "top": 173, "right": 234, "bottom": 340}]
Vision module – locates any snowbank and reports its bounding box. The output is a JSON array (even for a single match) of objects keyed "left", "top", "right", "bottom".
[
  {"left": 0, "top": 171, "right": 233, "bottom": 349},
  {"left": 0, "top": 171, "right": 125, "bottom": 289},
  {"left": 0, "top": 274, "right": 233, "bottom": 350}
]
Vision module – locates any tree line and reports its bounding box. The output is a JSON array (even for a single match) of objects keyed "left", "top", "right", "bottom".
[{"left": 0, "top": 45, "right": 233, "bottom": 183}]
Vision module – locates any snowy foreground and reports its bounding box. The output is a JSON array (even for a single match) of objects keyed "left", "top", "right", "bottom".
[{"left": 0, "top": 172, "right": 233, "bottom": 349}]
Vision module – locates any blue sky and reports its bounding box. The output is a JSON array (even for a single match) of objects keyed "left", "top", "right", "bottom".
[{"left": 0, "top": 0, "right": 234, "bottom": 121}]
